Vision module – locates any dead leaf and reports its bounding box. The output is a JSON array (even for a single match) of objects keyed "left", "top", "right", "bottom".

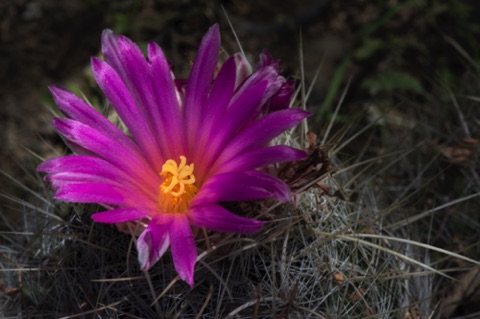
[
  {"left": 438, "top": 144, "right": 475, "bottom": 165},
  {"left": 332, "top": 272, "right": 345, "bottom": 286},
  {"left": 278, "top": 146, "right": 331, "bottom": 192}
]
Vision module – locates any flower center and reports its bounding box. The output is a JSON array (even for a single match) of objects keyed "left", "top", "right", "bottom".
[{"left": 158, "top": 156, "right": 197, "bottom": 214}]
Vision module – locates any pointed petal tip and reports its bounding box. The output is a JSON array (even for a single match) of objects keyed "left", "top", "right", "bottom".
[
  {"left": 285, "top": 107, "right": 312, "bottom": 122},
  {"left": 51, "top": 117, "right": 61, "bottom": 128},
  {"left": 147, "top": 41, "right": 169, "bottom": 65},
  {"left": 251, "top": 220, "right": 266, "bottom": 233},
  {"left": 48, "top": 84, "right": 61, "bottom": 94},
  {"left": 293, "top": 108, "right": 312, "bottom": 117},
  {"left": 278, "top": 191, "right": 292, "bottom": 203},
  {"left": 36, "top": 160, "right": 49, "bottom": 173},
  {"left": 90, "top": 57, "right": 111, "bottom": 82},
  {"left": 90, "top": 56, "right": 102, "bottom": 69},
  {"left": 178, "top": 270, "right": 196, "bottom": 288},
  {"left": 90, "top": 57, "right": 106, "bottom": 78},
  {"left": 187, "top": 278, "right": 194, "bottom": 288},
  {"left": 182, "top": 272, "right": 195, "bottom": 288},
  {"left": 48, "top": 85, "right": 75, "bottom": 106},
  {"left": 204, "top": 23, "right": 221, "bottom": 46},
  {"left": 210, "top": 23, "right": 220, "bottom": 33},
  {"left": 101, "top": 28, "right": 115, "bottom": 40},
  {"left": 147, "top": 41, "right": 158, "bottom": 55},
  {"left": 52, "top": 117, "right": 71, "bottom": 132},
  {"left": 240, "top": 218, "right": 266, "bottom": 234}
]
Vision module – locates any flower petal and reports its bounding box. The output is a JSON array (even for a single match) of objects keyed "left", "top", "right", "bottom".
[
  {"left": 196, "top": 81, "right": 268, "bottom": 179},
  {"left": 91, "top": 57, "right": 164, "bottom": 169},
  {"left": 53, "top": 118, "right": 158, "bottom": 190},
  {"left": 39, "top": 155, "right": 127, "bottom": 183},
  {"left": 101, "top": 30, "right": 156, "bottom": 125},
  {"left": 192, "top": 55, "right": 237, "bottom": 164},
  {"left": 169, "top": 215, "right": 197, "bottom": 287},
  {"left": 233, "top": 52, "right": 252, "bottom": 89},
  {"left": 54, "top": 182, "right": 130, "bottom": 206},
  {"left": 137, "top": 221, "right": 171, "bottom": 271},
  {"left": 192, "top": 170, "right": 291, "bottom": 206},
  {"left": 267, "top": 79, "right": 295, "bottom": 111},
  {"left": 92, "top": 208, "right": 147, "bottom": 223},
  {"left": 38, "top": 156, "right": 158, "bottom": 204},
  {"left": 147, "top": 42, "right": 185, "bottom": 158},
  {"left": 102, "top": 30, "right": 185, "bottom": 163},
  {"left": 220, "top": 108, "right": 310, "bottom": 159},
  {"left": 184, "top": 24, "right": 220, "bottom": 150},
  {"left": 231, "top": 65, "right": 280, "bottom": 107},
  {"left": 48, "top": 86, "right": 138, "bottom": 150},
  {"left": 217, "top": 145, "right": 307, "bottom": 173},
  {"left": 204, "top": 55, "right": 236, "bottom": 123},
  {"left": 39, "top": 25, "right": 309, "bottom": 287},
  {"left": 189, "top": 204, "right": 264, "bottom": 234},
  {"left": 218, "top": 80, "right": 268, "bottom": 137}
]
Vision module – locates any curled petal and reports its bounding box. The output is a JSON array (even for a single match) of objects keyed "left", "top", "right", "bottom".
[
  {"left": 256, "top": 50, "right": 279, "bottom": 70},
  {"left": 232, "top": 65, "right": 280, "bottom": 107},
  {"left": 137, "top": 221, "right": 171, "bottom": 271},
  {"left": 234, "top": 52, "right": 253, "bottom": 89},
  {"left": 266, "top": 79, "right": 295, "bottom": 111}
]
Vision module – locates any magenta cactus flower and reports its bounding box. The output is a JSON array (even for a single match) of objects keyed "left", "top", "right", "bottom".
[{"left": 38, "top": 24, "right": 309, "bottom": 286}]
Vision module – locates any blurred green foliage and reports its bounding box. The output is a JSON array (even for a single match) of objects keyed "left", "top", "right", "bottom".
[
  {"left": 362, "top": 70, "right": 424, "bottom": 95},
  {"left": 318, "top": 0, "right": 480, "bottom": 123}
]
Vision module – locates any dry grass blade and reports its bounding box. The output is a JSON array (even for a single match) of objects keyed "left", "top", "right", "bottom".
[
  {"left": 321, "top": 78, "right": 351, "bottom": 146},
  {"left": 57, "top": 298, "right": 126, "bottom": 319},
  {"left": 387, "top": 192, "right": 480, "bottom": 230},
  {"left": 315, "top": 231, "right": 453, "bottom": 280},
  {"left": 342, "top": 233, "right": 480, "bottom": 267}
]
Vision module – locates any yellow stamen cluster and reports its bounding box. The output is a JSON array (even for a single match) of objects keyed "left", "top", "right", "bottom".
[{"left": 158, "top": 156, "right": 197, "bottom": 214}]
